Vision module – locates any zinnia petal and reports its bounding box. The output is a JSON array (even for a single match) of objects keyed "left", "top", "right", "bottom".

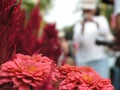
[
  {"left": 18, "top": 84, "right": 30, "bottom": 90},
  {"left": 12, "top": 77, "right": 23, "bottom": 86},
  {"left": 22, "top": 78, "right": 32, "bottom": 83}
]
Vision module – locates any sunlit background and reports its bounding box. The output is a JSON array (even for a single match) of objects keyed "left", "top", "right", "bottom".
[{"left": 44, "top": 0, "right": 82, "bottom": 30}]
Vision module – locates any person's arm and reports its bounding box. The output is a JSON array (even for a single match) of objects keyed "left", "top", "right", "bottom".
[
  {"left": 73, "top": 23, "right": 82, "bottom": 49},
  {"left": 73, "top": 23, "right": 83, "bottom": 55},
  {"left": 98, "top": 16, "right": 114, "bottom": 41}
]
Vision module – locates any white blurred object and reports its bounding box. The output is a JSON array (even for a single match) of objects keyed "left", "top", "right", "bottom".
[
  {"left": 114, "top": 0, "right": 120, "bottom": 15},
  {"left": 73, "top": 15, "right": 114, "bottom": 64},
  {"left": 106, "top": 34, "right": 115, "bottom": 41},
  {"left": 108, "top": 57, "right": 116, "bottom": 68},
  {"left": 58, "top": 31, "right": 65, "bottom": 38},
  {"left": 44, "top": 0, "right": 82, "bottom": 30},
  {"left": 81, "top": 0, "right": 98, "bottom": 10}
]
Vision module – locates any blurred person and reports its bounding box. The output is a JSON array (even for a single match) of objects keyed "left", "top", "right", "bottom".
[
  {"left": 106, "top": 1, "right": 120, "bottom": 89},
  {"left": 112, "top": 13, "right": 120, "bottom": 50},
  {"left": 110, "top": 0, "right": 120, "bottom": 30},
  {"left": 58, "top": 31, "right": 75, "bottom": 66},
  {"left": 73, "top": 0, "right": 114, "bottom": 78},
  {"left": 110, "top": 13, "right": 120, "bottom": 90}
]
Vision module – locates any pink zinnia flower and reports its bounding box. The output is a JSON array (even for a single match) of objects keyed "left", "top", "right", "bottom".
[
  {"left": 56, "top": 64, "right": 114, "bottom": 90},
  {"left": 0, "top": 54, "right": 57, "bottom": 90}
]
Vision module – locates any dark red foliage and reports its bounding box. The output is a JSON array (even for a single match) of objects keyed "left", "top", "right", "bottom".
[
  {"left": 0, "top": 0, "right": 22, "bottom": 64},
  {"left": 0, "top": 0, "right": 61, "bottom": 64},
  {"left": 16, "top": 5, "right": 61, "bottom": 63},
  {"left": 16, "top": 5, "right": 41, "bottom": 55},
  {"left": 37, "top": 23, "right": 61, "bottom": 63}
]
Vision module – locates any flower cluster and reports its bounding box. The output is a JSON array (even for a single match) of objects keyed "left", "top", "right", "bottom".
[
  {"left": 0, "top": 0, "right": 61, "bottom": 65},
  {"left": 0, "top": 54, "right": 58, "bottom": 90},
  {"left": 57, "top": 64, "right": 114, "bottom": 90},
  {"left": 15, "top": 6, "right": 61, "bottom": 63},
  {"left": 0, "top": 54, "right": 114, "bottom": 90}
]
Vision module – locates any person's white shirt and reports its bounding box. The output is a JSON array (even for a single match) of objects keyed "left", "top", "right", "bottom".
[{"left": 73, "top": 15, "right": 114, "bottom": 65}]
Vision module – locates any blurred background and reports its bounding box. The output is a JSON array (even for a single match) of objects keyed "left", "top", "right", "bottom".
[
  {"left": 22, "top": 0, "right": 114, "bottom": 39},
  {"left": 1, "top": 0, "right": 120, "bottom": 89}
]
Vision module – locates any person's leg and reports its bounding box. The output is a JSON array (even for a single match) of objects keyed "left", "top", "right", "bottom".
[{"left": 86, "top": 59, "right": 109, "bottom": 78}]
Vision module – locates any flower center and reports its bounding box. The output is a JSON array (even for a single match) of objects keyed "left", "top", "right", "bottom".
[
  {"left": 26, "top": 65, "right": 37, "bottom": 72},
  {"left": 82, "top": 74, "right": 94, "bottom": 84}
]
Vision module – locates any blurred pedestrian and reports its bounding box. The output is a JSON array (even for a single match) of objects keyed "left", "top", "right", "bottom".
[
  {"left": 110, "top": 0, "right": 120, "bottom": 30},
  {"left": 58, "top": 31, "right": 75, "bottom": 66},
  {"left": 73, "top": 0, "right": 114, "bottom": 78},
  {"left": 111, "top": 13, "right": 120, "bottom": 90}
]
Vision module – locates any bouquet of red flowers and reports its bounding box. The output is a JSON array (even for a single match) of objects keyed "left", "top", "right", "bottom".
[
  {"left": 0, "top": 54, "right": 114, "bottom": 90},
  {"left": 56, "top": 64, "right": 114, "bottom": 90}
]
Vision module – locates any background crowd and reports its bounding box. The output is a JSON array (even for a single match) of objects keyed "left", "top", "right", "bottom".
[{"left": 57, "top": 0, "right": 120, "bottom": 89}]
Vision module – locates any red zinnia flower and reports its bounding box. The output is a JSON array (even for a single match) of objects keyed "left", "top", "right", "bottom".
[
  {"left": 56, "top": 64, "right": 114, "bottom": 90},
  {"left": 0, "top": 54, "right": 58, "bottom": 90}
]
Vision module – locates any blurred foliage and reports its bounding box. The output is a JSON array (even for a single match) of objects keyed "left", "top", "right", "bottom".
[
  {"left": 100, "top": 2, "right": 113, "bottom": 23},
  {"left": 106, "top": 5, "right": 113, "bottom": 23},
  {"left": 21, "top": 0, "right": 34, "bottom": 12},
  {"left": 21, "top": 0, "right": 52, "bottom": 13},
  {"left": 20, "top": 0, "right": 52, "bottom": 31},
  {"left": 40, "top": 0, "right": 52, "bottom": 12},
  {"left": 62, "top": 26, "right": 74, "bottom": 40}
]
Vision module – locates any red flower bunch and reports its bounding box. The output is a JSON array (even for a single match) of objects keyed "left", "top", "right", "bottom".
[
  {"left": 0, "top": 54, "right": 58, "bottom": 90},
  {"left": 0, "top": 0, "right": 22, "bottom": 64},
  {"left": 0, "top": 54, "right": 114, "bottom": 90},
  {"left": 0, "top": 0, "right": 61, "bottom": 66},
  {"left": 57, "top": 64, "right": 114, "bottom": 90},
  {"left": 37, "top": 23, "right": 61, "bottom": 63},
  {"left": 15, "top": 5, "right": 61, "bottom": 63}
]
